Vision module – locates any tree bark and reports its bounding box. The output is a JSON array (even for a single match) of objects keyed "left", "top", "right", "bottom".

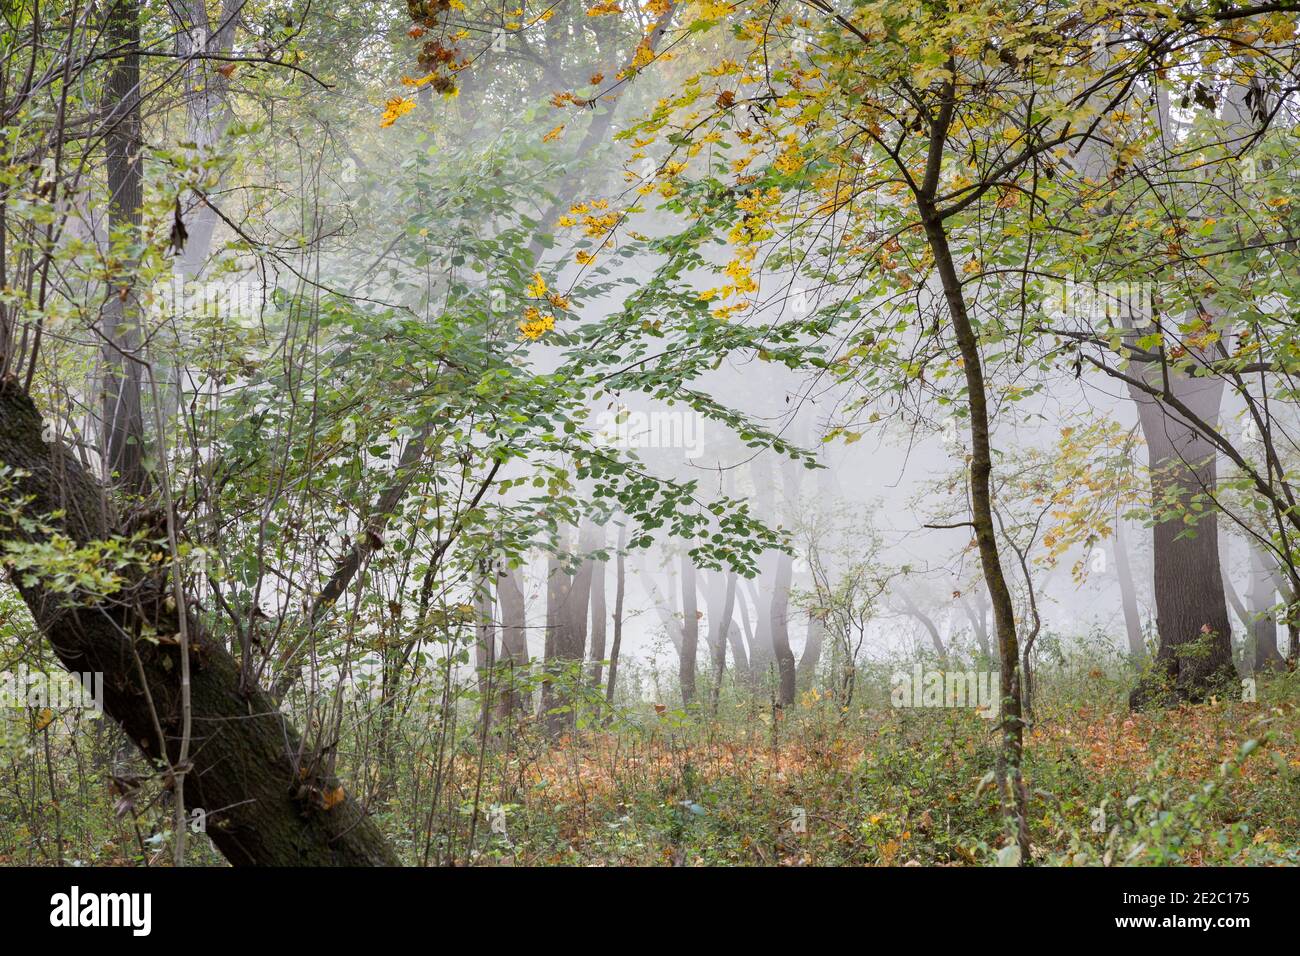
[
  {"left": 769, "top": 550, "right": 796, "bottom": 707},
  {"left": 101, "top": 1, "right": 149, "bottom": 496},
  {"left": 1113, "top": 518, "right": 1147, "bottom": 662},
  {"left": 796, "top": 612, "right": 825, "bottom": 692},
  {"left": 473, "top": 572, "right": 497, "bottom": 734},
  {"left": 921, "top": 177, "right": 1027, "bottom": 860},
  {"left": 705, "top": 569, "right": 735, "bottom": 714},
  {"left": 0, "top": 382, "right": 397, "bottom": 865},
  {"left": 542, "top": 526, "right": 594, "bottom": 737},
  {"left": 898, "top": 587, "right": 947, "bottom": 658},
  {"left": 588, "top": 543, "right": 607, "bottom": 690},
  {"left": 1129, "top": 373, "right": 1236, "bottom": 704},
  {"left": 495, "top": 566, "right": 530, "bottom": 720},
  {"left": 679, "top": 551, "right": 698, "bottom": 707},
  {"left": 1247, "top": 539, "right": 1286, "bottom": 672},
  {"left": 604, "top": 524, "right": 626, "bottom": 709}
]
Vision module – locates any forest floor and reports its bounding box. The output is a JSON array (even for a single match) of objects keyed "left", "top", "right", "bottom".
[
  {"left": 371, "top": 671, "right": 1300, "bottom": 867},
  {"left": 4, "top": 668, "right": 1298, "bottom": 866}
]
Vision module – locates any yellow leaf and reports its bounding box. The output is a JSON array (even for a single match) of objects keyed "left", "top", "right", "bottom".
[{"left": 380, "top": 96, "right": 415, "bottom": 129}]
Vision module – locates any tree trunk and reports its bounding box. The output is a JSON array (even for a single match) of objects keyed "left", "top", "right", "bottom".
[
  {"left": 706, "top": 570, "right": 735, "bottom": 714},
  {"left": 1269, "top": 570, "right": 1300, "bottom": 666},
  {"left": 542, "top": 526, "right": 594, "bottom": 737},
  {"left": 473, "top": 572, "right": 497, "bottom": 734},
  {"left": 960, "top": 589, "right": 992, "bottom": 660},
  {"left": 588, "top": 543, "right": 607, "bottom": 690},
  {"left": 744, "top": 576, "right": 773, "bottom": 685},
  {"left": 726, "top": 620, "right": 748, "bottom": 689},
  {"left": 898, "top": 588, "right": 947, "bottom": 658},
  {"left": 769, "top": 550, "right": 796, "bottom": 707},
  {"left": 174, "top": 0, "right": 239, "bottom": 283},
  {"left": 0, "top": 382, "right": 396, "bottom": 865},
  {"left": 1129, "top": 374, "right": 1236, "bottom": 705},
  {"left": 495, "top": 566, "right": 530, "bottom": 720},
  {"left": 102, "top": 1, "right": 149, "bottom": 496},
  {"left": 542, "top": 556, "right": 572, "bottom": 736},
  {"left": 922, "top": 190, "right": 1027, "bottom": 861},
  {"left": 679, "top": 551, "right": 698, "bottom": 707},
  {"left": 1113, "top": 518, "right": 1147, "bottom": 661},
  {"left": 796, "top": 612, "right": 825, "bottom": 691},
  {"left": 1247, "top": 540, "right": 1286, "bottom": 673},
  {"left": 604, "top": 524, "right": 626, "bottom": 709}
]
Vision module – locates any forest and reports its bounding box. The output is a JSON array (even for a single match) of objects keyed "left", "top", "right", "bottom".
[{"left": 0, "top": 0, "right": 1298, "bottom": 880}]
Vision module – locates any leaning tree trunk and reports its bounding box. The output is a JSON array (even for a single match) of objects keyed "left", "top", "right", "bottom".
[
  {"left": 1129, "top": 374, "right": 1236, "bottom": 706},
  {"left": 796, "top": 612, "right": 825, "bottom": 692},
  {"left": 898, "top": 588, "right": 947, "bottom": 658},
  {"left": 960, "top": 589, "right": 993, "bottom": 661},
  {"left": 0, "top": 382, "right": 397, "bottom": 865}
]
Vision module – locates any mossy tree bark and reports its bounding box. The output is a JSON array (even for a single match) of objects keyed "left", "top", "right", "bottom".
[{"left": 0, "top": 382, "right": 398, "bottom": 865}]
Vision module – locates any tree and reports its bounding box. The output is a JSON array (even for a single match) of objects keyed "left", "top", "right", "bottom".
[
  {"left": 703, "top": 567, "right": 737, "bottom": 712},
  {"left": 0, "top": 0, "right": 399, "bottom": 866},
  {"left": 679, "top": 550, "right": 699, "bottom": 706},
  {"left": 0, "top": 383, "right": 397, "bottom": 864},
  {"left": 0, "top": 0, "right": 789, "bottom": 866},
  {"left": 599, "top": 0, "right": 1300, "bottom": 860}
]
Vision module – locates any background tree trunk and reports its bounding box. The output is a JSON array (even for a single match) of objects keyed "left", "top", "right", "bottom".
[
  {"left": 1247, "top": 539, "right": 1286, "bottom": 672},
  {"left": 898, "top": 588, "right": 947, "bottom": 658},
  {"left": 101, "top": 1, "right": 149, "bottom": 496},
  {"left": 706, "top": 570, "right": 735, "bottom": 714},
  {"left": 725, "top": 620, "right": 749, "bottom": 691},
  {"left": 542, "top": 525, "right": 594, "bottom": 737},
  {"left": 542, "top": 553, "right": 570, "bottom": 737},
  {"left": 1130, "top": 375, "right": 1236, "bottom": 704},
  {"left": 960, "top": 588, "right": 992, "bottom": 660},
  {"left": 495, "top": 566, "right": 530, "bottom": 720},
  {"left": 796, "top": 612, "right": 825, "bottom": 692},
  {"left": 1113, "top": 519, "right": 1147, "bottom": 662},
  {"left": 769, "top": 550, "right": 796, "bottom": 707},
  {"left": 679, "top": 551, "right": 698, "bottom": 707},
  {"left": 588, "top": 538, "right": 607, "bottom": 690},
  {"left": 604, "top": 524, "right": 626, "bottom": 710},
  {"left": 743, "top": 577, "right": 772, "bottom": 687}
]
